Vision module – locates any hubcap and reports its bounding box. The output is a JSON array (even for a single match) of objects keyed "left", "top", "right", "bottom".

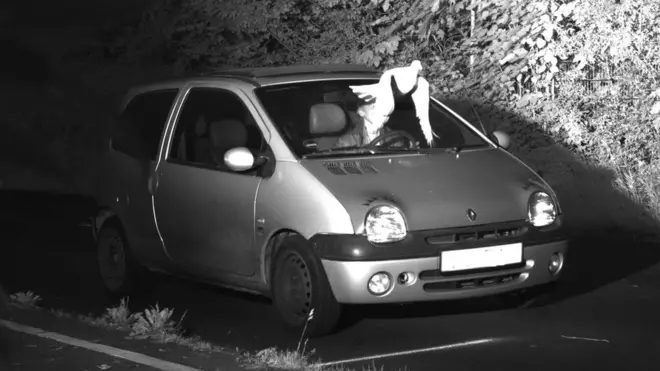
[
  {"left": 279, "top": 252, "right": 313, "bottom": 323},
  {"left": 98, "top": 231, "right": 127, "bottom": 292}
]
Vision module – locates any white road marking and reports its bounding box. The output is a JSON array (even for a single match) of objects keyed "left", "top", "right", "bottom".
[
  {"left": 561, "top": 335, "right": 611, "bottom": 343},
  {"left": 0, "top": 319, "right": 202, "bottom": 371},
  {"left": 316, "top": 337, "right": 506, "bottom": 367}
]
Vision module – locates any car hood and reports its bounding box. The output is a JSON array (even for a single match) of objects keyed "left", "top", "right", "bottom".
[{"left": 301, "top": 147, "right": 556, "bottom": 232}]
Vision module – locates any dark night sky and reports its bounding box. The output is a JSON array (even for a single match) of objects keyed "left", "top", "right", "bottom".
[{"left": 0, "top": 1, "right": 144, "bottom": 84}]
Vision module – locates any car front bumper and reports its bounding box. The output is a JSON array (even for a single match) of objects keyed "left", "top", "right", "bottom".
[
  {"left": 321, "top": 239, "right": 567, "bottom": 304},
  {"left": 311, "top": 219, "right": 568, "bottom": 305}
]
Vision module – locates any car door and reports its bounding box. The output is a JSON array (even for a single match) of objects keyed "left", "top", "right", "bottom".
[
  {"left": 97, "top": 89, "right": 179, "bottom": 265},
  {"left": 152, "top": 86, "right": 268, "bottom": 277}
]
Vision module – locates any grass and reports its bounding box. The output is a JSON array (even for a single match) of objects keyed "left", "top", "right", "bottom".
[
  {"left": 236, "top": 308, "right": 409, "bottom": 371},
  {"left": 238, "top": 346, "right": 407, "bottom": 371},
  {"left": 10, "top": 292, "right": 226, "bottom": 354},
  {"left": 82, "top": 300, "right": 227, "bottom": 353},
  {"left": 9, "top": 291, "right": 42, "bottom": 308},
  {"left": 9, "top": 292, "right": 409, "bottom": 370},
  {"left": 240, "top": 346, "right": 315, "bottom": 370},
  {"left": 129, "top": 303, "right": 186, "bottom": 342}
]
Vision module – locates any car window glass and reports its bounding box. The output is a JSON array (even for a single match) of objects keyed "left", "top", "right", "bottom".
[
  {"left": 255, "top": 80, "right": 488, "bottom": 157},
  {"left": 112, "top": 89, "right": 178, "bottom": 160},
  {"left": 168, "top": 87, "right": 265, "bottom": 171}
]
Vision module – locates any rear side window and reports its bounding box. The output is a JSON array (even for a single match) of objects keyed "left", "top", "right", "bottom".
[{"left": 112, "top": 89, "right": 179, "bottom": 160}]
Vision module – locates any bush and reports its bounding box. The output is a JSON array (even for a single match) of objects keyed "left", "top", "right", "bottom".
[{"left": 6, "top": 0, "right": 660, "bottom": 226}]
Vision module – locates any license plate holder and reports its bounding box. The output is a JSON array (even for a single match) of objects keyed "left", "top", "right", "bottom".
[{"left": 441, "top": 243, "right": 523, "bottom": 273}]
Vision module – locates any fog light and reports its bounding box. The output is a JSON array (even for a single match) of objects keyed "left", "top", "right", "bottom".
[
  {"left": 397, "top": 272, "right": 416, "bottom": 285},
  {"left": 549, "top": 252, "right": 564, "bottom": 275},
  {"left": 368, "top": 272, "right": 392, "bottom": 296}
]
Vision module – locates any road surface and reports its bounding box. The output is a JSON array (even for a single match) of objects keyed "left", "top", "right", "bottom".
[{"left": 0, "top": 326, "right": 160, "bottom": 371}]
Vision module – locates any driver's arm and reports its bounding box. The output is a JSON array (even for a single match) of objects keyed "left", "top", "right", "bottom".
[{"left": 334, "top": 130, "right": 361, "bottom": 148}]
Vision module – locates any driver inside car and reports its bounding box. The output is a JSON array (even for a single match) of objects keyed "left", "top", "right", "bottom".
[{"left": 333, "top": 102, "right": 414, "bottom": 148}]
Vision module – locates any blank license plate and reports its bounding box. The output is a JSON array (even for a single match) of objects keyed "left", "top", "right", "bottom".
[{"left": 441, "top": 243, "right": 523, "bottom": 273}]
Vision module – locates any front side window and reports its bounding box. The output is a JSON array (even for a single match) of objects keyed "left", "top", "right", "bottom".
[
  {"left": 168, "top": 87, "right": 265, "bottom": 172},
  {"left": 112, "top": 89, "right": 178, "bottom": 160},
  {"left": 255, "top": 79, "right": 489, "bottom": 158}
]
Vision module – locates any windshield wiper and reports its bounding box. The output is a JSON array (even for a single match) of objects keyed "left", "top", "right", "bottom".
[
  {"left": 443, "top": 143, "right": 490, "bottom": 154},
  {"left": 303, "top": 147, "right": 421, "bottom": 158}
]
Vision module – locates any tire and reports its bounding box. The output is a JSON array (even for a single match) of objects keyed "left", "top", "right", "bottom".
[
  {"left": 271, "top": 235, "right": 342, "bottom": 338},
  {"left": 0, "top": 284, "right": 10, "bottom": 319},
  {"left": 96, "top": 220, "right": 146, "bottom": 298}
]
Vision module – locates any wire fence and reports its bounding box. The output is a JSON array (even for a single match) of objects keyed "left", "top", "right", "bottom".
[{"left": 519, "top": 61, "right": 658, "bottom": 102}]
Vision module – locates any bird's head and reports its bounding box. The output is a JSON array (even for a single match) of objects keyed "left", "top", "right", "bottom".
[{"left": 410, "top": 60, "right": 423, "bottom": 73}]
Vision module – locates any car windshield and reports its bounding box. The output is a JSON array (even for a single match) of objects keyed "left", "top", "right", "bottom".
[{"left": 254, "top": 79, "right": 489, "bottom": 158}]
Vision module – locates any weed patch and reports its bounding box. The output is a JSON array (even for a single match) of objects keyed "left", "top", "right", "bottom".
[
  {"left": 7, "top": 291, "right": 411, "bottom": 370},
  {"left": 129, "top": 303, "right": 186, "bottom": 343},
  {"left": 9, "top": 291, "right": 42, "bottom": 308}
]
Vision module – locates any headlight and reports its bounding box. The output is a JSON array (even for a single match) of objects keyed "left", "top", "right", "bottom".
[
  {"left": 365, "top": 205, "right": 407, "bottom": 243},
  {"left": 528, "top": 191, "right": 557, "bottom": 227}
]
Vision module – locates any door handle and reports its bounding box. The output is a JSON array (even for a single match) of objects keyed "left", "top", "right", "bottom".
[{"left": 148, "top": 171, "right": 161, "bottom": 195}]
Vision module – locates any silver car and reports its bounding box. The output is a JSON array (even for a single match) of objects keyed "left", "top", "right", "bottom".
[{"left": 93, "top": 64, "right": 568, "bottom": 337}]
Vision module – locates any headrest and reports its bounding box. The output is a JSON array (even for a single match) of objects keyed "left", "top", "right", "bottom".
[
  {"left": 209, "top": 119, "right": 248, "bottom": 149},
  {"left": 309, "top": 103, "right": 347, "bottom": 135}
]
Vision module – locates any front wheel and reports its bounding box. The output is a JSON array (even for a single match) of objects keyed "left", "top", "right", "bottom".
[
  {"left": 271, "top": 236, "right": 342, "bottom": 338},
  {"left": 96, "top": 220, "right": 146, "bottom": 298}
]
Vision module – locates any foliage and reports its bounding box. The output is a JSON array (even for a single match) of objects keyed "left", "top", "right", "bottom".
[
  {"left": 130, "top": 303, "right": 186, "bottom": 342},
  {"left": 9, "top": 291, "right": 42, "bottom": 307},
  {"left": 240, "top": 346, "right": 315, "bottom": 370},
  {"left": 101, "top": 297, "right": 137, "bottom": 328},
  {"left": 63, "top": 0, "right": 660, "bottom": 219},
  {"left": 537, "top": 0, "right": 660, "bottom": 216},
  {"left": 240, "top": 307, "right": 317, "bottom": 370}
]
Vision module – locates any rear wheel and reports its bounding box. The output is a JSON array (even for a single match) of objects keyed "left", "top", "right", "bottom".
[
  {"left": 96, "top": 220, "right": 146, "bottom": 298},
  {"left": 271, "top": 235, "right": 342, "bottom": 338},
  {"left": 0, "top": 284, "right": 10, "bottom": 319}
]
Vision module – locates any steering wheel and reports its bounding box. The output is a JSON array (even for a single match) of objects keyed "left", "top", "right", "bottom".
[{"left": 366, "top": 130, "right": 418, "bottom": 149}]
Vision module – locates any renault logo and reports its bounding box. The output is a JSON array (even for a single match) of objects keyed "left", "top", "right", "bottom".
[{"left": 466, "top": 208, "right": 477, "bottom": 222}]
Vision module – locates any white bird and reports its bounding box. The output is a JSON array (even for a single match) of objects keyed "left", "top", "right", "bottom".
[{"left": 349, "top": 60, "right": 435, "bottom": 147}]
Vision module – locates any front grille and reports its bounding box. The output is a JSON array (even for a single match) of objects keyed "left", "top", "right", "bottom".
[
  {"left": 425, "top": 225, "right": 527, "bottom": 245},
  {"left": 418, "top": 260, "right": 526, "bottom": 280},
  {"left": 423, "top": 273, "right": 522, "bottom": 292}
]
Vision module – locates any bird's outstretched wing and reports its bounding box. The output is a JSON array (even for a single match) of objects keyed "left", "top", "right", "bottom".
[
  {"left": 411, "top": 77, "right": 435, "bottom": 147},
  {"left": 350, "top": 70, "right": 396, "bottom": 126},
  {"left": 349, "top": 83, "right": 380, "bottom": 103}
]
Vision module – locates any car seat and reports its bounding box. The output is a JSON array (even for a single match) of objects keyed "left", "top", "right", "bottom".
[{"left": 308, "top": 103, "right": 349, "bottom": 151}]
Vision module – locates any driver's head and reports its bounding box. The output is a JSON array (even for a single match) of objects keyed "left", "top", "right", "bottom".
[{"left": 357, "top": 102, "right": 388, "bottom": 135}]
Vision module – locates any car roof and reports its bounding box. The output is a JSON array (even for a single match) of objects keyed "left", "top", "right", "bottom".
[
  {"left": 129, "top": 64, "right": 383, "bottom": 92},
  {"left": 203, "top": 64, "right": 381, "bottom": 83}
]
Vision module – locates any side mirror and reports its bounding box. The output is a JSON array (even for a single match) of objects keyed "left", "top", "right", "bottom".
[
  {"left": 224, "top": 147, "right": 255, "bottom": 172},
  {"left": 491, "top": 131, "right": 511, "bottom": 150}
]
